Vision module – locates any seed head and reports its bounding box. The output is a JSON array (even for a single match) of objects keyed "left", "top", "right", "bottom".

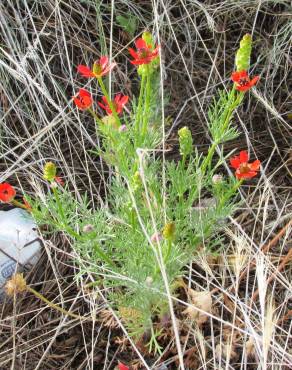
[{"left": 5, "top": 273, "right": 27, "bottom": 296}]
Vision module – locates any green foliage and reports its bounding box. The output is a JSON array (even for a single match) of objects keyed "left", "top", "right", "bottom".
[
  {"left": 29, "top": 33, "right": 254, "bottom": 347},
  {"left": 116, "top": 13, "right": 138, "bottom": 37}
]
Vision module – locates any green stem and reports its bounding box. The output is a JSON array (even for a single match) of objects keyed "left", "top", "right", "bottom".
[
  {"left": 218, "top": 179, "right": 244, "bottom": 209},
  {"left": 28, "top": 286, "right": 85, "bottom": 320},
  {"left": 135, "top": 72, "right": 146, "bottom": 134},
  {"left": 88, "top": 107, "right": 104, "bottom": 126},
  {"left": 141, "top": 67, "right": 151, "bottom": 139},
  {"left": 11, "top": 199, "right": 29, "bottom": 211},
  {"left": 164, "top": 239, "right": 172, "bottom": 265},
  {"left": 97, "top": 77, "right": 121, "bottom": 127}
]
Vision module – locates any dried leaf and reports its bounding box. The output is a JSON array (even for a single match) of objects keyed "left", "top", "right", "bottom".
[{"left": 183, "top": 289, "right": 212, "bottom": 325}]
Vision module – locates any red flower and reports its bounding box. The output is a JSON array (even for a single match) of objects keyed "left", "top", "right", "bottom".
[
  {"left": 129, "top": 38, "right": 159, "bottom": 65},
  {"left": 98, "top": 94, "right": 129, "bottom": 115},
  {"left": 118, "top": 363, "right": 129, "bottom": 370},
  {"left": 0, "top": 183, "right": 16, "bottom": 203},
  {"left": 77, "top": 56, "right": 116, "bottom": 78},
  {"left": 54, "top": 176, "right": 64, "bottom": 186},
  {"left": 230, "top": 150, "right": 261, "bottom": 179},
  {"left": 231, "top": 70, "right": 259, "bottom": 92},
  {"left": 73, "top": 89, "right": 93, "bottom": 110}
]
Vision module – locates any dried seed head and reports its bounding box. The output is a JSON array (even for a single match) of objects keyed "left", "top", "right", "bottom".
[
  {"left": 183, "top": 288, "right": 212, "bottom": 325},
  {"left": 5, "top": 273, "right": 27, "bottom": 296}
]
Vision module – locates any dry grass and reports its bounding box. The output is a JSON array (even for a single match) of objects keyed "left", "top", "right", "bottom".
[{"left": 0, "top": 0, "right": 291, "bottom": 369}]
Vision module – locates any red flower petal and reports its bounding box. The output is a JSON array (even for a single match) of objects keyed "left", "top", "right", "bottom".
[
  {"left": 230, "top": 156, "right": 241, "bottom": 169},
  {"left": 101, "top": 62, "right": 117, "bottom": 77},
  {"left": 98, "top": 101, "right": 109, "bottom": 112},
  {"left": 54, "top": 176, "right": 64, "bottom": 186},
  {"left": 79, "top": 88, "right": 91, "bottom": 98},
  {"left": 130, "top": 59, "right": 146, "bottom": 65},
  {"left": 0, "top": 183, "right": 16, "bottom": 203},
  {"left": 119, "top": 95, "right": 129, "bottom": 106},
  {"left": 231, "top": 70, "right": 247, "bottom": 82},
  {"left": 235, "top": 84, "right": 251, "bottom": 92},
  {"left": 239, "top": 150, "right": 249, "bottom": 163},
  {"left": 118, "top": 363, "right": 129, "bottom": 370},
  {"left": 249, "top": 75, "right": 259, "bottom": 87},
  {"left": 73, "top": 89, "right": 92, "bottom": 110},
  {"left": 236, "top": 170, "right": 258, "bottom": 179},
  {"left": 128, "top": 48, "right": 139, "bottom": 59},
  {"left": 249, "top": 159, "right": 261, "bottom": 171},
  {"left": 99, "top": 56, "right": 108, "bottom": 69},
  {"left": 135, "top": 38, "right": 147, "bottom": 50},
  {"left": 77, "top": 65, "right": 95, "bottom": 77}
]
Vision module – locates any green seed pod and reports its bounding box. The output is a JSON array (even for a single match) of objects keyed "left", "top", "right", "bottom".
[
  {"left": 163, "top": 222, "right": 176, "bottom": 241},
  {"left": 142, "top": 31, "right": 154, "bottom": 48},
  {"left": 235, "top": 34, "right": 252, "bottom": 71},
  {"left": 132, "top": 171, "right": 142, "bottom": 191},
  {"left": 43, "top": 162, "right": 56, "bottom": 182},
  {"left": 178, "top": 126, "right": 193, "bottom": 158}
]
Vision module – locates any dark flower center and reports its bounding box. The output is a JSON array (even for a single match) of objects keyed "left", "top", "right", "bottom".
[
  {"left": 239, "top": 77, "right": 249, "bottom": 86},
  {"left": 139, "top": 49, "right": 150, "bottom": 59},
  {"left": 239, "top": 163, "right": 250, "bottom": 173}
]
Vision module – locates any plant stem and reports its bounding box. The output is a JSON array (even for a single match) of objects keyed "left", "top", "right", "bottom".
[
  {"left": 97, "top": 77, "right": 121, "bottom": 126},
  {"left": 88, "top": 107, "right": 104, "bottom": 126},
  {"left": 11, "top": 199, "right": 29, "bottom": 211},
  {"left": 135, "top": 72, "right": 146, "bottom": 135},
  {"left": 141, "top": 67, "right": 151, "bottom": 139},
  {"left": 27, "top": 286, "right": 85, "bottom": 320}
]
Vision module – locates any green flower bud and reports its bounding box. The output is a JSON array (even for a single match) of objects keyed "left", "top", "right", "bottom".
[
  {"left": 235, "top": 34, "right": 252, "bottom": 72},
  {"left": 43, "top": 162, "right": 56, "bottom": 182},
  {"left": 178, "top": 126, "right": 193, "bottom": 158}
]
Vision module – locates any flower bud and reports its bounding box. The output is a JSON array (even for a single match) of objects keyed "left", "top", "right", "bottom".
[
  {"left": 43, "top": 162, "right": 57, "bottom": 182},
  {"left": 178, "top": 126, "right": 193, "bottom": 158},
  {"left": 119, "top": 124, "right": 127, "bottom": 132},
  {"left": 83, "top": 224, "right": 94, "bottom": 233},
  {"left": 235, "top": 34, "right": 252, "bottom": 72},
  {"left": 212, "top": 174, "right": 223, "bottom": 184},
  {"left": 150, "top": 231, "right": 163, "bottom": 244},
  {"left": 5, "top": 273, "right": 27, "bottom": 296},
  {"left": 145, "top": 276, "right": 153, "bottom": 286}
]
